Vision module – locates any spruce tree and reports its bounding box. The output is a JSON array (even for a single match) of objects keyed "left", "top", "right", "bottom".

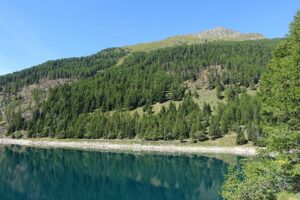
[
  {"left": 209, "top": 116, "right": 221, "bottom": 139},
  {"left": 215, "top": 83, "right": 223, "bottom": 99},
  {"left": 260, "top": 10, "right": 300, "bottom": 151}
]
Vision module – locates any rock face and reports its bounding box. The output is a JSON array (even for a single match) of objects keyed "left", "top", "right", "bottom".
[
  {"left": 194, "top": 27, "right": 265, "bottom": 40},
  {"left": 0, "top": 78, "right": 73, "bottom": 136}
]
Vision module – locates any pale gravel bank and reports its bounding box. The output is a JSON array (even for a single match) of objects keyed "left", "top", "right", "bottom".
[{"left": 0, "top": 138, "right": 257, "bottom": 156}]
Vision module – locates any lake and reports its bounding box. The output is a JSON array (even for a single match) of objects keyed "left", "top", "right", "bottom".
[{"left": 0, "top": 145, "right": 242, "bottom": 200}]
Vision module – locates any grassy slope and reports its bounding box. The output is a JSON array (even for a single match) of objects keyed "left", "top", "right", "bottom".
[
  {"left": 128, "top": 86, "right": 257, "bottom": 116},
  {"left": 125, "top": 34, "right": 265, "bottom": 52},
  {"left": 125, "top": 35, "right": 205, "bottom": 52}
]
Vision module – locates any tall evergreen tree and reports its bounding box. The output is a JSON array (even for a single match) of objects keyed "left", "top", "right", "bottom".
[{"left": 260, "top": 10, "right": 300, "bottom": 150}]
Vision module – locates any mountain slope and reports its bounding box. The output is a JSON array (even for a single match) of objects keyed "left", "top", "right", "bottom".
[
  {"left": 0, "top": 48, "right": 128, "bottom": 94},
  {"left": 127, "top": 27, "right": 265, "bottom": 51},
  {"left": 6, "top": 39, "right": 278, "bottom": 140},
  {"left": 0, "top": 28, "right": 281, "bottom": 142}
]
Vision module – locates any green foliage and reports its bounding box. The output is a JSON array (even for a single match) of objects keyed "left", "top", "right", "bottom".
[
  {"left": 265, "top": 126, "right": 300, "bottom": 153},
  {"left": 259, "top": 10, "right": 300, "bottom": 152},
  {"left": 191, "top": 131, "right": 209, "bottom": 141},
  {"left": 224, "top": 85, "right": 236, "bottom": 100},
  {"left": 18, "top": 40, "right": 276, "bottom": 138},
  {"left": 236, "top": 130, "right": 248, "bottom": 145},
  {"left": 32, "top": 96, "right": 211, "bottom": 140},
  {"left": 31, "top": 88, "right": 45, "bottom": 106},
  {"left": 209, "top": 116, "right": 221, "bottom": 139},
  {"left": 0, "top": 48, "right": 128, "bottom": 94},
  {"left": 7, "top": 112, "right": 25, "bottom": 134},
  {"left": 215, "top": 82, "right": 223, "bottom": 99},
  {"left": 210, "top": 93, "right": 261, "bottom": 142},
  {"left": 260, "top": 12, "right": 300, "bottom": 131},
  {"left": 222, "top": 10, "right": 300, "bottom": 200},
  {"left": 10, "top": 130, "right": 27, "bottom": 139},
  {"left": 246, "top": 122, "right": 262, "bottom": 145},
  {"left": 222, "top": 155, "right": 297, "bottom": 200}
]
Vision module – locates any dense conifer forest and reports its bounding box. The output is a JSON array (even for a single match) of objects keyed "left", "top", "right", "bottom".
[{"left": 0, "top": 48, "right": 128, "bottom": 94}]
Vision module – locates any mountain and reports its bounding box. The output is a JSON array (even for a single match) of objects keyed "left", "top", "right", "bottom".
[
  {"left": 0, "top": 38, "right": 281, "bottom": 140},
  {"left": 127, "top": 27, "right": 265, "bottom": 51},
  {"left": 0, "top": 27, "right": 281, "bottom": 142},
  {"left": 194, "top": 27, "right": 264, "bottom": 40}
]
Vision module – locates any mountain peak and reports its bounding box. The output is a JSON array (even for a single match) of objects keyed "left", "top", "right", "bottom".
[
  {"left": 127, "top": 27, "right": 266, "bottom": 51},
  {"left": 194, "top": 27, "right": 265, "bottom": 40}
]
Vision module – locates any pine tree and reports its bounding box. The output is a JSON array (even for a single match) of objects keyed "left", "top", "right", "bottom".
[
  {"left": 209, "top": 116, "right": 221, "bottom": 139},
  {"left": 260, "top": 10, "right": 300, "bottom": 151},
  {"left": 215, "top": 83, "right": 223, "bottom": 99}
]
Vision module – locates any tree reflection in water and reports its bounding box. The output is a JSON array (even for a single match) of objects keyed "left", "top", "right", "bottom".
[{"left": 0, "top": 145, "right": 241, "bottom": 200}]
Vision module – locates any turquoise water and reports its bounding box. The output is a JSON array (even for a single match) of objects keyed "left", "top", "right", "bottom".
[{"left": 0, "top": 145, "right": 240, "bottom": 200}]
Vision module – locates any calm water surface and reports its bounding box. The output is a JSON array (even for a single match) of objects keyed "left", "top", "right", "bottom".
[{"left": 0, "top": 145, "right": 242, "bottom": 200}]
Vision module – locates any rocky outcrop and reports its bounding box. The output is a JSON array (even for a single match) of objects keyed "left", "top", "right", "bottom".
[{"left": 194, "top": 27, "right": 265, "bottom": 40}]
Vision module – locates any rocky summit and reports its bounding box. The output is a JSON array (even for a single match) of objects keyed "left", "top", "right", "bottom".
[{"left": 194, "top": 26, "right": 265, "bottom": 40}]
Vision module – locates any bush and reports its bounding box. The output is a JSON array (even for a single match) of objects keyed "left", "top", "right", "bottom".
[
  {"left": 222, "top": 156, "right": 296, "bottom": 200},
  {"left": 192, "top": 131, "right": 209, "bottom": 141},
  {"left": 11, "top": 130, "right": 27, "bottom": 139},
  {"left": 236, "top": 131, "right": 248, "bottom": 145}
]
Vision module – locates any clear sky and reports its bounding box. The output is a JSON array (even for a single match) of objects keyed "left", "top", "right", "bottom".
[{"left": 0, "top": 0, "right": 299, "bottom": 75}]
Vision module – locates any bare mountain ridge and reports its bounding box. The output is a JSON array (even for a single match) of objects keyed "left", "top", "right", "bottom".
[
  {"left": 194, "top": 26, "right": 264, "bottom": 40},
  {"left": 128, "top": 27, "right": 265, "bottom": 51}
]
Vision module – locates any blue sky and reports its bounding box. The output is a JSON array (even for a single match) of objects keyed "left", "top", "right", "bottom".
[{"left": 0, "top": 0, "right": 299, "bottom": 75}]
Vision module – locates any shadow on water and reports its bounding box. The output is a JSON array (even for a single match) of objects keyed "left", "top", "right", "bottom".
[{"left": 0, "top": 145, "right": 244, "bottom": 200}]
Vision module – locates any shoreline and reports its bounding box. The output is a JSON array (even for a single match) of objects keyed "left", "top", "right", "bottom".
[{"left": 0, "top": 138, "right": 257, "bottom": 156}]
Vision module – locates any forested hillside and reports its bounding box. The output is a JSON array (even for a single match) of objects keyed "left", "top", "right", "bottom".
[
  {"left": 1, "top": 39, "right": 281, "bottom": 142},
  {"left": 0, "top": 48, "right": 127, "bottom": 94}
]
